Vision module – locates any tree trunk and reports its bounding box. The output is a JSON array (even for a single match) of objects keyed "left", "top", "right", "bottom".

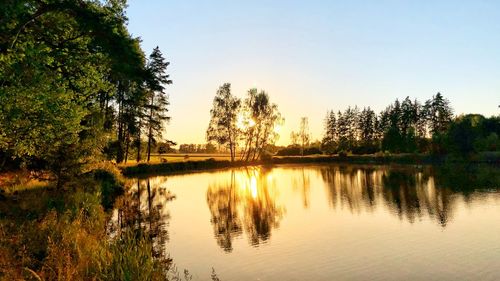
[
  {"left": 116, "top": 86, "right": 125, "bottom": 163},
  {"left": 147, "top": 94, "right": 154, "bottom": 162},
  {"left": 229, "top": 144, "right": 234, "bottom": 162},
  {"left": 147, "top": 127, "right": 152, "bottom": 162},
  {"left": 124, "top": 132, "right": 130, "bottom": 163}
]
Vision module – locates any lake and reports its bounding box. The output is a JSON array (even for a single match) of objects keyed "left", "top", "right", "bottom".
[{"left": 116, "top": 164, "right": 500, "bottom": 280}]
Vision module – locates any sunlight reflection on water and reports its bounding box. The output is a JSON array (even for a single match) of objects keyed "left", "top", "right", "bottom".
[{"left": 120, "top": 164, "right": 500, "bottom": 281}]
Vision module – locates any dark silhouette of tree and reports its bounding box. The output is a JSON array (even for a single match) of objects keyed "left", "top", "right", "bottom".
[
  {"left": 357, "top": 107, "right": 377, "bottom": 153},
  {"left": 206, "top": 83, "right": 241, "bottom": 162},
  {"left": 240, "top": 89, "right": 283, "bottom": 161},
  {"left": 298, "top": 117, "right": 310, "bottom": 156},
  {"left": 319, "top": 92, "right": 462, "bottom": 155},
  {"left": 345, "top": 106, "right": 359, "bottom": 149},
  {"left": 425, "top": 92, "right": 454, "bottom": 135},
  {"left": 358, "top": 107, "right": 376, "bottom": 141},
  {"left": 336, "top": 110, "right": 349, "bottom": 152},
  {"left": 321, "top": 110, "right": 337, "bottom": 154},
  {"left": 144, "top": 47, "right": 172, "bottom": 162}
]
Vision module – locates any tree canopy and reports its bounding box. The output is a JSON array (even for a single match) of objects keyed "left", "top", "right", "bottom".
[{"left": 0, "top": 0, "right": 172, "bottom": 183}]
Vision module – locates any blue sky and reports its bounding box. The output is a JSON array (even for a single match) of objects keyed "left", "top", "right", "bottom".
[{"left": 126, "top": 0, "right": 500, "bottom": 145}]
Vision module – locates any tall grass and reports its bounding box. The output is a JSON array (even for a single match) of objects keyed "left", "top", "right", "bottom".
[{"left": 0, "top": 166, "right": 184, "bottom": 280}]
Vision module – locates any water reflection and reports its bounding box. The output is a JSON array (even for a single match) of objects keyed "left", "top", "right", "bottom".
[
  {"left": 320, "top": 164, "right": 499, "bottom": 226},
  {"left": 205, "top": 164, "right": 499, "bottom": 250},
  {"left": 110, "top": 178, "right": 175, "bottom": 258},
  {"left": 292, "top": 168, "right": 311, "bottom": 208},
  {"left": 206, "top": 168, "right": 284, "bottom": 252},
  {"left": 117, "top": 164, "right": 499, "bottom": 258}
]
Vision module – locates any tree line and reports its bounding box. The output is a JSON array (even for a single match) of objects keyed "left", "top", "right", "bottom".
[
  {"left": 0, "top": 0, "right": 172, "bottom": 185},
  {"left": 206, "top": 85, "right": 498, "bottom": 160},
  {"left": 320, "top": 93, "right": 499, "bottom": 155}
]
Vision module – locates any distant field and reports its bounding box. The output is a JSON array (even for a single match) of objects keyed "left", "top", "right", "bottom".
[
  {"left": 118, "top": 153, "right": 332, "bottom": 167},
  {"left": 118, "top": 153, "right": 236, "bottom": 166}
]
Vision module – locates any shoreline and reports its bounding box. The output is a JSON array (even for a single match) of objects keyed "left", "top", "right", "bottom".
[{"left": 120, "top": 153, "right": 500, "bottom": 177}]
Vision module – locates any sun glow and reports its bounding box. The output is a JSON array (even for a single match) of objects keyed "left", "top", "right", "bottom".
[
  {"left": 236, "top": 113, "right": 255, "bottom": 130},
  {"left": 250, "top": 176, "right": 258, "bottom": 199},
  {"left": 236, "top": 168, "right": 260, "bottom": 199},
  {"left": 273, "top": 124, "right": 281, "bottom": 134}
]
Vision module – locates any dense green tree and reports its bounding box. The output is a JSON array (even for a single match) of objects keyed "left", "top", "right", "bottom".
[
  {"left": 446, "top": 114, "right": 500, "bottom": 154},
  {"left": 0, "top": 0, "right": 147, "bottom": 183}
]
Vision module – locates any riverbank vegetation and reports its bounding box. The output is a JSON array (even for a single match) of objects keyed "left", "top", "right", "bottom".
[
  {"left": 0, "top": 0, "right": 173, "bottom": 184},
  {"left": 0, "top": 1, "right": 188, "bottom": 280},
  {"left": 0, "top": 165, "right": 188, "bottom": 280}
]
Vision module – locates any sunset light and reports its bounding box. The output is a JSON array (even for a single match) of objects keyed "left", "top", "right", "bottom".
[{"left": 1, "top": 1, "right": 499, "bottom": 280}]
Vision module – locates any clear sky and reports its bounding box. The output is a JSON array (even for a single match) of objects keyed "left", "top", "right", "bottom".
[{"left": 126, "top": 0, "right": 500, "bottom": 145}]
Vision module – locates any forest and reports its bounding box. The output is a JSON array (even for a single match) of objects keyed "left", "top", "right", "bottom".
[
  {"left": 0, "top": 0, "right": 173, "bottom": 185},
  {"left": 319, "top": 93, "right": 499, "bottom": 155}
]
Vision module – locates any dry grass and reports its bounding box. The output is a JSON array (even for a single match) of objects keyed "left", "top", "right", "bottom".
[
  {"left": 0, "top": 168, "right": 177, "bottom": 281},
  {"left": 118, "top": 154, "right": 235, "bottom": 167},
  {"left": 0, "top": 170, "right": 50, "bottom": 194}
]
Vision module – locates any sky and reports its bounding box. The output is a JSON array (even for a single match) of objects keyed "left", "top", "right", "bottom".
[{"left": 126, "top": 0, "right": 500, "bottom": 145}]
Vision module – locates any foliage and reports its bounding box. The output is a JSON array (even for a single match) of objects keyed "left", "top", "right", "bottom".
[
  {"left": 445, "top": 114, "right": 500, "bottom": 155},
  {"left": 276, "top": 145, "right": 322, "bottom": 156},
  {"left": 320, "top": 92, "right": 489, "bottom": 156},
  {"left": 0, "top": 0, "right": 152, "bottom": 178},
  {"left": 0, "top": 170, "right": 185, "bottom": 280},
  {"left": 206, "top": 85, "right": 283, "bottom": 162},
  {"left": 239, "top": 89, "right": 283, "bottom": 161},
  {"left": 0, "top": 1, "right": 173, "bottom": 181},
  {"left": 144, "top": 46, "right": 172, "bottom": 162},
  {"left": 206, "top": 83, "right": 241, "bottom": 162}
]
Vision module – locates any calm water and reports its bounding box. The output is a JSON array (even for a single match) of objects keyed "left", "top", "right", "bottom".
[{"left": 117, "top": 164, "right": 500, "bottom": 280}]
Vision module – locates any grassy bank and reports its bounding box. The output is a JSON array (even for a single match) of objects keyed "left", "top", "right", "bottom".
[
  {"left": 120, "top": 153, "right": 500, "bottom": 176},
  {"left": 121, "top": 152, "right": 500, "bottom": 176},
  {"left": 0, "top": 165, "right": 182, "bottom": 280}
]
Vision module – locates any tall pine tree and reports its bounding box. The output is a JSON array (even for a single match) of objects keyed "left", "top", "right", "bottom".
[{"left": 144, "top": 47, "right": 172, "bottom": 162}]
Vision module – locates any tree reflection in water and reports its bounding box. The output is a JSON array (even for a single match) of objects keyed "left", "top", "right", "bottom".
[
  {"left": 110, "top": 177, "right": 175, "bottom": 258},
  {"left": 206, "top": 167, "right": 284, "bottom": 252},
  {"left": 291, "top": 167, "right": 311, "bottom": 208},
  {"left": 320, "top": 164, "right": 499, "bottom": 227}
]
